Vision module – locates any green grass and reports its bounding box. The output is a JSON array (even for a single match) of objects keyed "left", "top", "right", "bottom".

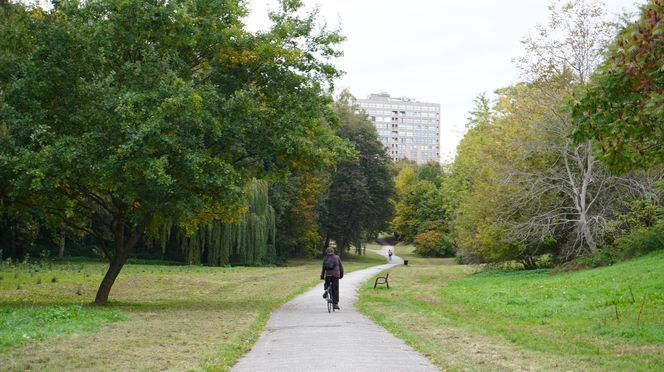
[
  {"left": 0, "top": 250, "right": 385, "bottom": 371},
  {"left": 357, "top": 245, "right": 664, "bottom": 371},
  {"left": 0, "top": 305, "right": 126, "bottom": 351}
]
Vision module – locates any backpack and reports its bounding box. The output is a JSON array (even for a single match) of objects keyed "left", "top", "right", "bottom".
[{"left": 323, "top": 255, "right": 337, "bottom": 270}]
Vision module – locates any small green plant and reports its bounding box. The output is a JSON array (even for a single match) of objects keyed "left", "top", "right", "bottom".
[
  {"left": 36, "top": 278, "right": 42, "bottom": 284},
  {"left": 51, "top": 276, "right": 57, "bottom": 283},
  {"left": 16, "top": 283, "right": 21, "bottom": 290},
  {"left": 39, "top": 249, "right": 51, "bottom": 261}
]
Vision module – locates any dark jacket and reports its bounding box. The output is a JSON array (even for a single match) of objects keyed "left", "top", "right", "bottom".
[{"left": 321, "top": 253, "right": 344, "bottom": 278}]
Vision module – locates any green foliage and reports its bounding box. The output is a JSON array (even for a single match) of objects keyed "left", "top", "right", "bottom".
[
  {"left": 450, "top": 77, "right": 658, "bottom": 266},
  {"left": 391, "top": 163, "right": 453, "bottom": 251},
  {"left": 614, "top": 223, "right": 664, "bottom": 260},
  {"left": 0, "top": 0, "right": 347, "bottom": 302},
  {"left": 449, "top": 90, "right": 539, "bottom": 265},
  {"left": 271, "top": 169, "right": 330, "bottom": 258},
  {"left": 413, "top": 230, "right": 454, "bottom": 257},
  {"left": 0, "top": 305, "right": 126, "bottom": 351},
  {"left": 570, "top": 0, "right": 664, "bottom": 171},
  {"left": 153, "top": 179, "right": 276, "bottom": 266}
]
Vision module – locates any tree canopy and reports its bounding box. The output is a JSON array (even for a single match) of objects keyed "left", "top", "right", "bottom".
[
  {"left": 570, "top": 0, "right": 664, "bottom": 171},
  {"left": 0, "top": 0, "right": 347, "bottom": 304}
]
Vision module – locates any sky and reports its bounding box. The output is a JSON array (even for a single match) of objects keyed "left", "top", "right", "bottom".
[{"left": 245, "top": 0, "right": 642, "bottom": 162}]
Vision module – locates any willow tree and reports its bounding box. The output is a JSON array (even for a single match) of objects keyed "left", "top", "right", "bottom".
[
  {"left": 159, "top": 179, "right": 276, "bottom": 266},
  {"left": 0, "top": 0, "right": 346, "bottom": 304}
]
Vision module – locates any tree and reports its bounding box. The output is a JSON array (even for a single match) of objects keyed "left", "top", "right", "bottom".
[
  {"left": 271, "top": 168, "right": 331, "bottom": 258},
  {"left": 320, "top": 91, "right": 395, "bottom": 255},
  {"left": 570, "top": 0, "right": 664, "bottom": 171},
  {"left": 512, "top": 0, "right": 617, "bottom": 258},
  {"left": 0, "top": 0, "right": 346, "bottom": 304},
  {"left": 391, "top": 162, "right": 455, "bottom": 257}
]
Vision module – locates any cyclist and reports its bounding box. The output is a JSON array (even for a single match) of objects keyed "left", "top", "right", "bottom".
[{"left": 320, "top": 247, "right": 344, "bottom": 310}]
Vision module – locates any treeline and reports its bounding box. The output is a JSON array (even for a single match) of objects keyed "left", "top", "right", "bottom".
[
  {"left": 392, "top": 0, "right": 664, "bottom": 268},
  {"left": 0, "top": 0, "right": 393, "bottom": 303}
]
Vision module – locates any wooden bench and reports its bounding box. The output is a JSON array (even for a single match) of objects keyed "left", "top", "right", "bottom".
[{"left": 373, "top": 273, "right": 389, "bottom": 289}]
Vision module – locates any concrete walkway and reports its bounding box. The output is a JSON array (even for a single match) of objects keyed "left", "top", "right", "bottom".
[
  {"left": 370, "top": 244, "right": 404, "bottom": 265},
  {"left": 231, "top": 246, "right": 438, "bottom": 372}
]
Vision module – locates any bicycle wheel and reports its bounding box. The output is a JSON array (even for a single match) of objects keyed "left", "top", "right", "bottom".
[{"left": 327, "top": 293, "right": 332, "bottom": 313}]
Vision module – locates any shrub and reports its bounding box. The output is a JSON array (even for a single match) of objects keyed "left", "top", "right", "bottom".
[
  {"left": 414, "top": 230, "right": 455, "bottom": 257},
  {"left": 556, "top": 249, "right": 617, "bottom": 272},
  {"left": 614, "top": 224, "right": 664, "bottom": 260}
]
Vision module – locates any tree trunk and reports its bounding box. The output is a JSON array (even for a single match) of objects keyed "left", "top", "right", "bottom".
[
  {"left": 579, "top": 212, "right": 597, "bottom": 252},
  {"left": 94, "top": 213, "right": 152, "bottom": 305},
  {"left": 58, "top": 228, "right": 66, "bottom": 257},
  {"left": 94, "top": 252, "right": 127, "bottom": 305},
  {"left": 10, "top": 223, "right": 17, "bottom": 260}
]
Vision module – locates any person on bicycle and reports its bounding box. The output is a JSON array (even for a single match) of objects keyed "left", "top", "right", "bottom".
[{"left": 320, "top": 247, "right": 344, "bottom": 310}]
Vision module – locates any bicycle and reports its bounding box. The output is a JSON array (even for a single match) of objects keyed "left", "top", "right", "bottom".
[{"left": 323, "top": 277, "right": 335, "bottom": 313}]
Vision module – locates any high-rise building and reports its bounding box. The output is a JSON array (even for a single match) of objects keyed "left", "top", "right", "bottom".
[{"left": 357, "top": 93, "right": 440, "bottom": 164}]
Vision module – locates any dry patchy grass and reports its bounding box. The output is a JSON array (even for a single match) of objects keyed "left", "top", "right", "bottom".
[{"left": 0, "top": 251, "right": 384, "bottom": 371}]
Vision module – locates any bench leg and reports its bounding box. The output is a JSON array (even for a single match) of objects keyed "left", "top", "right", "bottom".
[{"left": 386, "top": 280, "right": 389, "bottom": 289}]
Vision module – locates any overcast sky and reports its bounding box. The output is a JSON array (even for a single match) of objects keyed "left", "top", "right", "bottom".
[{"left": 245, "top": 0, "right": 642, "bottom": 162}]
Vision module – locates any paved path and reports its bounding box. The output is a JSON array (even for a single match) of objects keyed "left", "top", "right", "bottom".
[
  {"left": 231, "top": 246, "right": 438, "bottom": 372},
  {"left": 370, "top": 244, "right": 404, "bottom": 265}
]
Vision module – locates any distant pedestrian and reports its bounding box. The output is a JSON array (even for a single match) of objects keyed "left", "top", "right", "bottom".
[
  {"left": 320, "top": 247, "right": 344, "bottom": 310},
  {"left": 388, "top": 249, "right": 393, "bottom": 262}
]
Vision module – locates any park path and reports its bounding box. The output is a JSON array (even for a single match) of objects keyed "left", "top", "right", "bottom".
[{"left": 231, "top": 245, "right": 438, "bottom": 372}]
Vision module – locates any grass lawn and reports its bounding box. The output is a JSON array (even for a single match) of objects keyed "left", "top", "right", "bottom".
[
  {"left": 357, "top": 245, "right": 664, "bottom": 371},
  {"left": 0, "top": 251, "right": 385, "bottom": 371}
]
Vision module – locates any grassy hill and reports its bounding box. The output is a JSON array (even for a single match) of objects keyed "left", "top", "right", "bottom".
[{"left": 358, "top": 246, "right": 664, "bottom": 371}]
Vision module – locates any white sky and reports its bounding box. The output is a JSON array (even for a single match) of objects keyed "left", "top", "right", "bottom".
[{"left": 245, "top": 0, "right": 641, "bottom": 162}]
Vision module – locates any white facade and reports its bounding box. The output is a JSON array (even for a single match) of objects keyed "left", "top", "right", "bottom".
[{"left": 357, "top": 93, "right": 440, "bottom": 164}]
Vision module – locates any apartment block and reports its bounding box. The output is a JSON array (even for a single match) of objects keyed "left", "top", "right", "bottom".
[{"left": 357, "top": 93, "right": 440, "bottom": 164}]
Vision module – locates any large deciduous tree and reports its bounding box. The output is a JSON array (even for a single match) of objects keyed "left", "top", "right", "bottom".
[
  {"left": 512, "top": 0, "right": 616, "bottom": 258},
  {"left": 0, "top": 0, "right": 346, "bottom": 304}
]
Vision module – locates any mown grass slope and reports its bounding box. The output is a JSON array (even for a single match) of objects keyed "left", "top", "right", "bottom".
[{"left": 358, "top": 246, "right": 664, "bottom": 371}]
